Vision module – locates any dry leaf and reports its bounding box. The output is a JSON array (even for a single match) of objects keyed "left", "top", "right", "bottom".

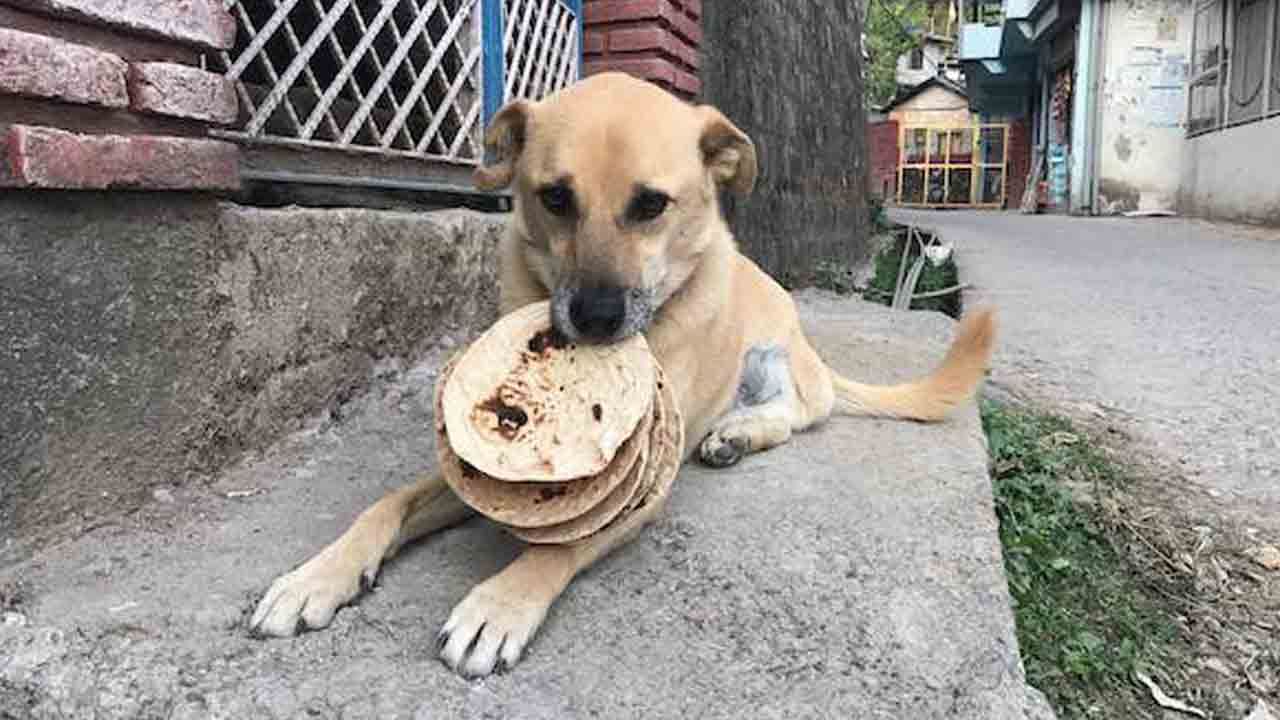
[
  {"left": 1198, "top": 656, "right": 1232, "bottom": 677},
  {"left": 1247, "top": 545, "right": 1280, "bottom": 571},
  {"left": 225, "top": 488, "right": 264, "bottom": 499},
  {"left": 1134, "top": 671, "right": 1207, "bottom": 718},
  {"left": 1246, "top": 699, "right": 1277, "bottom": 720}
]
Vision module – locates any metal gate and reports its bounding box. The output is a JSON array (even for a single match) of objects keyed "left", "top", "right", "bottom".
[
  {"left": 896, "top": 124, "right": 1009, "bottom": 208},
  {"left": 207, "top": 0, "right": 581, "bottom": 193}
]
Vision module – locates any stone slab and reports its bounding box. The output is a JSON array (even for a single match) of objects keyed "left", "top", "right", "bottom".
[
  {"left": 0, "top": 199, "right": 502, "bottom": 554},
  {"left": 0, "top": 291, "right": 1053, "bottom": 719}
]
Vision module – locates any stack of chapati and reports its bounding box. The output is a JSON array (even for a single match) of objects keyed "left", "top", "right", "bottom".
[{"left": 434, "top": 301, "right": 683, "bottom": 544}]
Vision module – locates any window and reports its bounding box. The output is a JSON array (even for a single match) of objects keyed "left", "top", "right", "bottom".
[
  {"left": 1272, "top": 0, "right": 1280, "bottom": 111},
  {"left": 204, "top": 0, "right": 582, "bottom": 190},
  {"left": 1188, "top": 0, "right": 1226, "bottom": 133},
  {"left": 1228, "top": 0, "right": 1268, "bottom": 122},
  {"left": 1190, "top": 0, "right": 1280, "bottom": 134},
  {"left": 909, "top": 47, "right": 925, "bottom": 70}
]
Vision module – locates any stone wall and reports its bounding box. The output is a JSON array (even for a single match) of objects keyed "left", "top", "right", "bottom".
[
  {"left": 699, "top": 2, "right": 871, "bottom": 285},
  {"left": 1093, "top": 0, "right": 1193, "bottom": 214},
  {"left": 1180, "top": 115, "right": 1280, "bottom": 225},
  {"left": 0, "top": 195, "right": 503, "bottom": 553},
  {"left": 0, "top": 0, "right": 241, "bottom": 190}
]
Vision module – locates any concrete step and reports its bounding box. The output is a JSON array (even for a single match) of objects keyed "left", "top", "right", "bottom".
[{"left": 0, "top": 293, "right": 1054, "bottom": 719}]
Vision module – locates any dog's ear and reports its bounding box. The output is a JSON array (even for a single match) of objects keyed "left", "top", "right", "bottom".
[
  {"left": 474, "top": 100, "right": 534, "bottom": 191},
  {"left": 697, "top": 106, "right": 757, "bottom": 195}
]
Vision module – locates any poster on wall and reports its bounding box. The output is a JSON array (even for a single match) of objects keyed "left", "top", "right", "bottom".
[
  {"left": 1127, "top": 19, "right": 1159, "bottom": 42},
  {"left": 1158, "top": 52, "right": 1188, "bottom": 85},
  {"left": 1127, "top": 46, "right": 1163, "bottom": 66},
  {"left": 1146, "top": 86, "right": 1185, "bottom": 127}
]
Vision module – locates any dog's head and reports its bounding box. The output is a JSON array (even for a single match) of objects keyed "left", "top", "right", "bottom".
[{"left": 474, "top": 72, "right": 756, "bottom": 344}]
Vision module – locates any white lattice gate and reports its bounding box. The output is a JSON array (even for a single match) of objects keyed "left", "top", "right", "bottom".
[{"left": 207, "top": 0, "right": 581, "bottom": 194}]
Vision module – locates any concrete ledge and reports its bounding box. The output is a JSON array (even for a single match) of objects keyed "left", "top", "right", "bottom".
[
  {"left": 0, "top": 292, "right": 1053, "bottom": 719},
  {"left": 0, "top": 196, "right": 503, "bottom": 554}
]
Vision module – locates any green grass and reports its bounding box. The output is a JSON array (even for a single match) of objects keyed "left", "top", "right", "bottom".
[
  {"left": 981, "top": 400, "right": 1189, "bottom": 718},
  {"left": 861, "top": 229, "right": 963, "bottom": 319}
]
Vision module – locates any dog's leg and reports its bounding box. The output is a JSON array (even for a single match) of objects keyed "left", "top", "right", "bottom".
[
  {"left": 698, "top": 343, "right": 803, "bottom": 467},
  {"left": 250, "top": 473, "right": 473, "bottom": 637},
  {"left": 438, "top": 490, "right": 668, "bottom": 677},
  {"left": 698, "top": 403, "right": 796, "bottom": 467}
]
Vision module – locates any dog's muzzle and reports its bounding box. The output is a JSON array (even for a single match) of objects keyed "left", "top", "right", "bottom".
[{"left": 552, "top": 283, "right": 653, "bottom": 344}]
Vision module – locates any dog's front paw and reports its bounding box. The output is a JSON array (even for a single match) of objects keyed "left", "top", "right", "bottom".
[
  {"left": 699, "top": 431, "right": 750, "bottom": 468},
  {"left": 249, "top": 545, "right": 377, "bottom": 638},
  {"left": 438, "top": 579, "right": 552, "bottom": 678}
]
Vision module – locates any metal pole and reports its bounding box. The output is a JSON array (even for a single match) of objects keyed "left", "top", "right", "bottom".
[
  {"left": 1069, "top": 0, "right": 1100, "bottom": 213},
  {"left": 481, "top": 0, "right": 505, "bottom": 125}
]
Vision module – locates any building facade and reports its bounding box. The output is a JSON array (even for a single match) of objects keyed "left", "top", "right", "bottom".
[
  {"left": 960, "top": 0, "right": 1280, "bottom": 223},
  {"left": 896, "top": 32, "right": 966, "bottom": 88}
]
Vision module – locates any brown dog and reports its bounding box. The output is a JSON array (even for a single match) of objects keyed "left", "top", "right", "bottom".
[{"left": 249, "top": 72, "right": 996, "bottom": 678}]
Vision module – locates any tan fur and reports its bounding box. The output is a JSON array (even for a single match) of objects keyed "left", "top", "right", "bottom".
[{"left": 249, "top": 73, "right": 997, "bottom": 677}]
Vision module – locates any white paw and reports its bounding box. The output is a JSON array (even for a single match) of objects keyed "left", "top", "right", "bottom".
[
  {"left": 249, "top": 547, "right": 377, "bottom": 637},
  {"left": 437, "top": 582, "right": 551, "bottom": 678},
  {"left": 698, "top": 430, "right": 750, "bottom": 468}
]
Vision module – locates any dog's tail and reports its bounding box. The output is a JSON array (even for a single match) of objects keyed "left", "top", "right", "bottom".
[{"left": 830, "top": 307, "right": 997, "bottom": 422}]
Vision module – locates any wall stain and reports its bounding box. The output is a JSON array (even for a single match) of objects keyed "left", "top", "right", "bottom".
[{"left": 1114, "top": 134, "right": 1133, "bottom": 162}]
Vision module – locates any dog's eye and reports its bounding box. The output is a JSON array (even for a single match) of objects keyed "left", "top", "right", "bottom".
[
  {"left": 628, "top": 190, "right": 670, "bottom": 223},
  {"left": 538, "top": 185, "right": 575, "bottom": 217}
]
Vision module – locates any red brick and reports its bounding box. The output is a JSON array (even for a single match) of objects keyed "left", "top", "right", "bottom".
[
  {"left": 2, "top": 124, "right": 240, "bottom": 190},
  {"left": 673, "top": 68, "right": 699, "bottom": 96},
  {"left": 670, "top": 36, "right": 699, "bottom": 69},
  {"left": 584, "top": 57, "right": 677, "bottom": 86},
  {"left": 583, "top": 0, "right": 701, "bottom": 87},
  {"left": 605, "top": 25, "right": 698, "bottom": 69},
  {"left": 128, "top": 62, "right": 237, "bottom": 124},
  {"left": 584, "top": 29, "right": 606, "bottom": 55},
  {"left": 586, "top": 0, "right": 702, "bottom": 43},
  {"left": 867, "top": 119, "right": 900, "bottom": 200},
  {"left": 662, "top": 4, "right": 702, "bottom": 44},
  {"left": 0, "top": 28, "right": 127, "bottom": 107},
  {"left": 4, "top": 0, "right": 236, "bottom": 50},
  {"left": 607, "top": 26, "right": 666, "bottom": 53},
  {"left": 1005, "top": 117, "right": 1032, "bottom": 209},
  {"left": 584, "top": 0, "right": 662, "bottom": 25}
]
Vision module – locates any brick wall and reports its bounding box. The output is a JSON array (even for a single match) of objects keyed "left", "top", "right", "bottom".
[
  {"left": 867, "top": 119, "right": 900, "bottom": 202},
  {"left": 1005, "top": 116, "right": 1032, "bottom": 209},
  {"left": 583, "top": 0, "right": 702, "bottom": 98},
  {"left": 0, "top": 0, "right": 240, "bottom": 191}
]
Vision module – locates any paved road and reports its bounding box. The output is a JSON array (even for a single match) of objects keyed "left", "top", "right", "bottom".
[{"left": 892, "top": 209, "right": 1280, "bottom": 535}]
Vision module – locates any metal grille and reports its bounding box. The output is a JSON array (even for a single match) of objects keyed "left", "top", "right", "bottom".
[
  {"left": 897, "top": 124, "right": 1008, "bottom": 208},
  {"left": 210, "top": 0, "right": 486, "bottom": 164},
  {"left": 502, "top": 0, "right": 580, "bottom": 102}
]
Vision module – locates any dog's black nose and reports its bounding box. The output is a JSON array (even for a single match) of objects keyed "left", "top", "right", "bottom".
[{"left": 568, "top": 285, "right": 627, "bottom": 341}]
